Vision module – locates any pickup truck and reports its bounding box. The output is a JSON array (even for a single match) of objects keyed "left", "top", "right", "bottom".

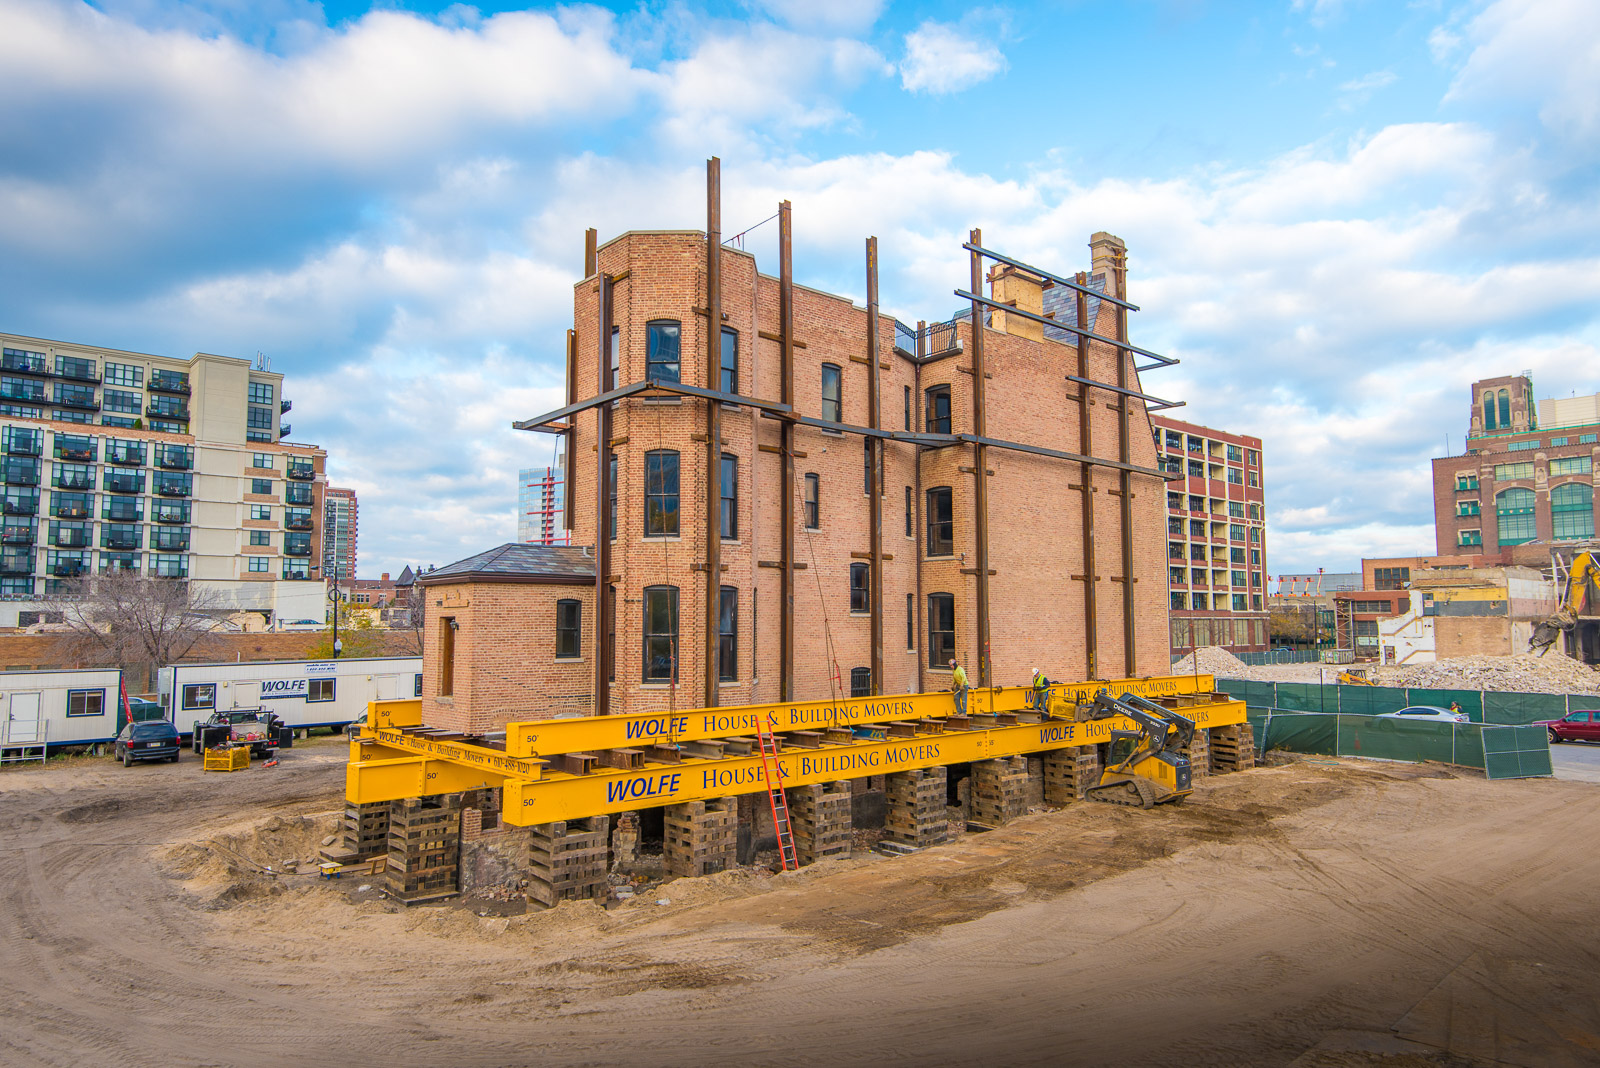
[{"left": 191, "top": 709, "right": 287, "bottom": 759}]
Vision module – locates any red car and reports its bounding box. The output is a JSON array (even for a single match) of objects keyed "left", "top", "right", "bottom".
[{"left": 1543, "top": 710, "right": 1600, "bottom": 744}]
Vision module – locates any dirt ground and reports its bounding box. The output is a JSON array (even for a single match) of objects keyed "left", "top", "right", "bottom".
[{"left": 3, "top": 741, "right": 1599, "bottom": 1067}]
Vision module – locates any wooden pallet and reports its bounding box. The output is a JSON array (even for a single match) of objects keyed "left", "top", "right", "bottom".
[{"left": 1210, "top": 724, "right": 1255, "bottom": 773}]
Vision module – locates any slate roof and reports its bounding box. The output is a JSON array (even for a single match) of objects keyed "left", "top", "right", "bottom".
[{"left": 418, "top": 543, "right": 596, "bottom": 586}]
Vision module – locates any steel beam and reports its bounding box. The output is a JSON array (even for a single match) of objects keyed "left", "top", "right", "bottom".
[
  {"left": 961, "top": 241, "right": 1140, "bottom": 312},
  {"left": 968, "top": 229, "right": 993, "bottom": 687},
  {"left": 866, "top": 236, "right": 884, "bottom": 696},
  {"left": 779, "top": 200, "right": 796, "bottom": 702},
  {"left": 954, "top": 288, "right": 1176, "bottom": 369},
  {"left": 704, "top": 156, "right": 723, "bottom": 710}
]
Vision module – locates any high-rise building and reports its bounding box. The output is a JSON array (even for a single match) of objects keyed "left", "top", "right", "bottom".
[
  {"left": 0, "top": 331, "right": 328, "bottom": 625},
  {"left": 517, "top": 461, "right": 567, "bottom": 545},
  {"left": 323, "top": 487, "right": 357, "bottom": 581},
  {"left": 1433, "top": 373, "right": 1598, "bottom": 564},
  {"left": 1150, "top": 415, "right": 1268, "bottom": 657}
]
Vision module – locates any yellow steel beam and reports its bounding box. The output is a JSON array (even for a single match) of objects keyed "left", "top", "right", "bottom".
[
  {"left": 345, "top": 754, "right": 510, "bottom": 805},
  {"left": 366, "top": 727, "right": 545, "bottom": 782},
  {"left": 499, "top": 698, "right": 1247, "bottom": 825},
  {"left": 503, "top": 674, "right": 1216, "bottom": 757},
  {"left": 366, "top": 699, "right": 423, "bottom": 731}
]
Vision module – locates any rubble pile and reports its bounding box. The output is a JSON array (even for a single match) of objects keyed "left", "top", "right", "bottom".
[
  {"left": 1373, "top": 650, "right": 1600, "bottom": 694},
  {"left": 1170, "top": 647, "right": 1253, "bottom": 678}
]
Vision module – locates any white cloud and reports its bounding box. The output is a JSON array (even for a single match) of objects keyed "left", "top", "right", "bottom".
[
  {"left": 1444, "top": 0, "right": 1600, "bottom": 144},
  {"left": 899, "top": 20, "right": 1006, "bottom": 95},
  {"left": 751, "top": 0, "right": 886, "bottom": 34},
  {"left": 1336, "top": 68, "right": 1397, "bottom": 109}
]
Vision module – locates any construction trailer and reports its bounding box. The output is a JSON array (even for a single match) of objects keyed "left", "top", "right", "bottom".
[
  {"left": 0, "top": 667, "right": 125, "bottom": 759},
  {"left": 159, "top": 657, "right": 422, "bottom": 737}
]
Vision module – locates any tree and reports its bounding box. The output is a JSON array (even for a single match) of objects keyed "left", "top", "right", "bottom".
[
  {"left": 41, "top": 570, "right": 226, "bottom": 679},
  {"left": 304, "top": 612, "right": 387, "bottom": 660}
]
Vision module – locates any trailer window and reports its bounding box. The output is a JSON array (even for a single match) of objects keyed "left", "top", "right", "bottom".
[
  {"left": 182, "top": 683, "right": 215, "bottom": 710},
  {"left": 414, "top": 673, "right": 423, "bottom": 697},
  {"left": 66, "top": 689, "right": 105, "bottom": 717},
  {"left": 308, "top": 679, "right": 335, "bottom": 703}
]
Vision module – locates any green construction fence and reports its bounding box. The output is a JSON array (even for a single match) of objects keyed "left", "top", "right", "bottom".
[
  {"left": 1217, "top": 678, "right": 1597, "bottom": 726},
  {"left": 1246, "top": 710, "right": 1552, "bottom": 779}
]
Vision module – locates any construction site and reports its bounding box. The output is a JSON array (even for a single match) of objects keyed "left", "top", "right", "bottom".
[{"left": 5, "top": 161, "right": 1600, "bottom": 1067}]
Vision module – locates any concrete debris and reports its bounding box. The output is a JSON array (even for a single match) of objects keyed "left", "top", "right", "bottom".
[
  {"left": 1169, "top": 647, "right": 1252, "bottom": 679},
  {"left": 1372, "top": 650, "right": 1600, "bottom": 695}
]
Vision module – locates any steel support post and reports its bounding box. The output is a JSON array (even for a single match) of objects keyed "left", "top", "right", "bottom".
[
  {"left": 867, "top": 236, "right": 883, "bottom": 695},
  {"left": 967, "top": 229, "right": 993, "bottom": 687},
  {"left": 704, "top": 157, "right": 723, "bottom": 709}
]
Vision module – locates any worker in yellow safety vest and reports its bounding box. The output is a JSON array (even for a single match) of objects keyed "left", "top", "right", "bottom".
[
  {"left": 1031, "top": 667, "right": 1050, "bottom": 711},
  {"left": 949, "top": 659, "right": 968, "bottom": 716}
]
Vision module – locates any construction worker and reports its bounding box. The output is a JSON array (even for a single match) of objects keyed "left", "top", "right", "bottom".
[
  {"left": 949, "top": 659, "right": 968, "bottom": 716},
  {"left": 1031, "top": 667, "right": 1050, "bottom": 712}
]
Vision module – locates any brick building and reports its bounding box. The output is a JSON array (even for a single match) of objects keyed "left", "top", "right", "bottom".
[
  {"left": 1151, "top": 415, "right": 1267, "bottom": 658},
  {"left": 413, "top": 178, "right": 1182, "bottom": 734},
  {"left": 1433, "top": 373, "right": 1598, "bottom": 564}
]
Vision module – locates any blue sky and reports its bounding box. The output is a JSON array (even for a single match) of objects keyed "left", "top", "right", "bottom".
[{"left": 2, "top": 0, "right": 1597, "bottom": 579}]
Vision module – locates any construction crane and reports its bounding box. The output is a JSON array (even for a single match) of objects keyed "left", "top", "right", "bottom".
[
  {"left": 1531, "top": 550, "right": 1599, "bottom": 656},
  {"left": 1083, "top": 690, "right": 1195, "bottom": 808}
]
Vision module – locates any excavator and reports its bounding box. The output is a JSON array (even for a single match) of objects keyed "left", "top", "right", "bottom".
[
  {"left": 1082, "top": 690, "right": 1195, "bottom": 808},
  {"left": 1530, "top": 550, "right": 1598, "bottom": 656}
]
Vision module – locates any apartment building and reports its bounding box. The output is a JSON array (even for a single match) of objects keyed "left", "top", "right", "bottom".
[
  {"left": 323, "top": 487, "right": 358, "bottom": 581},
  {"left": 0, "top": 332, "right": 327, "bottom": 626},
  {"left": 1433, "top": 373, "right": 1598, "bottom": 564},
  {"left": 414, "top": 208, "right": 1179, "bottom": 734},
  {"left": 1151, "top": 415, "right": 1268, "bottom": 658},
  {"left": 517, "top": 461, "right": 568, "bottom": 545}
]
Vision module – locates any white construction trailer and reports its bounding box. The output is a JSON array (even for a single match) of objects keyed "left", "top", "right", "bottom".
[
  {"left": 0, "top": 668, "right": 126, "bottom": 760},
  {"left": 158, "top": 657, "right": 423, "bottom": 737}
]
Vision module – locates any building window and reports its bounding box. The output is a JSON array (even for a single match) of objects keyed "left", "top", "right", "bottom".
[
  {"left": 66, "top": 689, "right": 105, "bottom": 717},
  {"left": 414, "top": 673, "right": 424, "bottom": 698},
  {"left": 1493, "top": 462, "right": 1534, "bottom": 481},
  {"left": 646, "top": 320, "right": 681, "bottom": 384},
  {"left": 1249, "top": 528, "right": 1261, "bottom": 544},
  {"left": 927, "top": 593, "right": 955, "bottom": 668},
  {"left": 608, "top": 452, "right": 618, "bottom": 541},
  {"left": 1459, "top": 529, "right": 1482, "bottom": 547},
  {"left": 1191, "top": 593, "right": 1208, "bottom": 610},
  {"left": 1226, "top": 467, "right": 1243, "bottom": 484},
  {"left": 1507, "top": 439, "right": 1540, "bottom": 451},
  {"left": 1550, "top": 456, "right": 1592, "bottom": 476},
  {"left": 903, "top": 386, "right": 911, "bottom": 431},
  {"left": 904, "top": 486, "right": 913, "bottom": 536},
  {"left": 1171, "top": 592, "right": 1185, "bottom": 610},
  {"left": 1483, "top": 391, "right": 1495, "bottom": 431},
  {"left": 247, "top": 557, "right": 269, "bottom": 573},
  {"left": 556, "top": 599, "right": 581, "bottom": 658},
  {"left": 1247, "top": 471, "right": 1260, "bottom": 487},
  {"left": 252, "top": 452, "right": 274, "bottom": 470},
  {"left": 1498, "top": 388, "right": 1510, "bottom": 429},
  {"left": 607, "top": 585, "right": 616, "bottom": 682},
  {"left": 1250, "top": 549, "right": 1261, "bottom": 565},
  {"left": 719, "top": 327, "right": 738, "bottom": 395},
  {"left": 906, "top": 592, "right": 914, "bottom": 650},
  {"left": 718, "top": 586, "right": 737, "bottom": 681},
  {"left": 849, "top": 666, "right": 871, "bottom": 697},
  {"left": 1190, "top": 544, "right": 1205, "bottom": 560},
  {"left": 1188, "top": 460, "right": 1203, "bottom": 477},
  {"left": 248, "top": 381, "right": 274, "bottom": 405},
  {"left": 1232, "top": 594, "right": 1247, "bottom": 611},
  {"left": 249, "top": 530, "right": 270, "bottom": 547},
  {"left": 1373, "top": 567, "right": 1410, "bottom": 590},
  {"left": 643, "top": 585, "right": 679, "bottom": 681},
  {"left": 1552, "top": 482, "right": 1595, "bottom": 540},
  {"left": 103, "top": 388, "right": 140, "bottom": 414},
  {"left": 1170, "top": 567, "right": 1185, "bottom": 585},
  {"left": 1231, "top": 570, "right": 1246, "bottom": 587},
  {"left": 439, "top": 618, "right": 455, "bottom": 696},
  {"left": 308, "top": 678, "right": 334, "bottom": 702},
  {"left": 849, "top": 562, "right": 870, "bottom": 613},
  {"left": 251, "top": 478, "right": 272, "bottom": 495},
  {"left": 1168, "top": 540, "right": 1183, "bottom": 559},
  {"left": 1229, "top": 524, "right": 1245, "bottom": 541},
  {"left": 644, "top": 450, "right": 680, "bottom": 536},
  {"left": 821, "top": 364, "right": 842, "bottom": 423},
  {"left": 720, "top": 453, "right": 738, "bottom": 540},
  {"left": 924, "top": 385, "right": 952, "bottom": 435},
  {"left": 608, "top": 326, "right": 619, "bottom": 391},
  {"left": 1495, "top": 487, "right": 1536, "bottom": 546},
  {"left": 1457, "top": 500, "right": 1480, "bottom": 517},
  {"left": 249, "top": 505, "right": 271, "bottom": 521},
  {"left": 804, "top": 473, "right": 819, "bottom": 529},
  {"left": 926, "top": 487, "right": 953, "bottom": 556},
  {"left": 103, "top": 362, "right": 142, "bottom": 388}
]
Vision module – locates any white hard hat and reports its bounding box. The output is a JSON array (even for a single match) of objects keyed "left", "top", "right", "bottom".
[{"left": 1031, "top": 667, "right": 1038, "bottom": 674}]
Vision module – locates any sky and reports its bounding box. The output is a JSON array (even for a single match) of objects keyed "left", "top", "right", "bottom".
[{"left": 1, "top": 0, "right": 1597, "bottom": 580}]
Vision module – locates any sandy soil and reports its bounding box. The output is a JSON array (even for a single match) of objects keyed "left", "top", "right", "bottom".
[{"left": 3, "top": 742, "right": 1598, "bottom": 1067}]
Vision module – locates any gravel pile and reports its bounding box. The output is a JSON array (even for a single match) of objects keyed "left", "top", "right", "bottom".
[{"left": 1372, "top": 650, "right": 1600, "bottom": 695}]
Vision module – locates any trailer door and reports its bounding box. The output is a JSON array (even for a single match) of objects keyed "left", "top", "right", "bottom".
[
  {"left": 375, "top": 675, "right": 399, "bottom": 701},
  {"left": 6, "top": 692, "right": 42, "bottom": 745},
  {"left": 234, "top": 681, "right": 261, "bottom": 709}
]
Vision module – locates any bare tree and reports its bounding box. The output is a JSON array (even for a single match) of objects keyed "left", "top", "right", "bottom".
[{"left": 40, "top": 571, "right": 227, "bottom": 675}]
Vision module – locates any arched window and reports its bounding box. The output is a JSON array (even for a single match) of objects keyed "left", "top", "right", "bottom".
[
  {"left": 1552, "top": 482, "right": 1595, "bottom": 541},
  {"left": 1483, "top": 392, "right": 1496, "bottom": 431},
  {"left": 1497, "top": 388, "right": 1511, "bottom": 429},
  {"left": 642, "top": 585, "right": 678, "bottom": 681},
  {"left": 849, "top": 666, "right": 872, "bottom": 697},
  {"left": 1495, "top": 487, "right": 1536, "bottom": 546}
]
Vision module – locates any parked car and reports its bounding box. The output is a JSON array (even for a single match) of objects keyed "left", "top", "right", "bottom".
[
  {"left": 1378, "top": 705, "right": 1470, "bottom": 724},
  {"left": 1541, "top": 710, "right": 1600, "bottom": 744},
  {"left": 115, "top": 720, "right": 182, "bottom": 766}
]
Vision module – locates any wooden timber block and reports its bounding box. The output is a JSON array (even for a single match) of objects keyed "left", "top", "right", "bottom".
[
  {"left": 664, "top": 798, "right": 737, "bottom": 877},
  {"left": 1209, "top": 724, "right": 1255, "bottom": 773},
  {"left": 1042, "top": 746, "right": 1099, "bottom": 804},
  {"left": 1181, "top": 729, "right": 1210, "bottom": 780}
]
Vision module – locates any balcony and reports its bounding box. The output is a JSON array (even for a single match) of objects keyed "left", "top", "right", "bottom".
[
  {"left": 2, "top": 524, "right": 33, "bottom": 545},
  {"left": 285, "top": 514, "right": 314, "bottom": 532},
  {"left": 55, "top": 446, "right": 94, "bottom": 462},
  {"left": 279, "top": 424, "right": 291, "bottom": 438},
  {"left": 147, "top": 372, "right": 190, "bottom": 395},
  {"left": 150, "top": 563, "right": 188, "bottom": 579},
  {"left": 153, "top": 506, "right": 190, "bottom": 525},
  {"left": 51, "top": 504, "right": 90, "bottom": 520},
  {"left": 280, "top": 398, "right": 292, "bottom": 413},
  {"left": 53, "top": 390, "right": 99, "bottom": 411},
  {"left": 0, "top": 385, "right": 46, "bottom": 404},
  {"left": 1, "top": 353, "right": 47, "bottom": 376},
  {"left": 50, "top": 562, "right": 86, "bottom": 578},
  {"left": 286, "top": 464, "right": 315, "bottom": 481},
  {"left": 156, "top": 448, "right": 193, "bottom": 471},
  {"left": 4, "top": 498, "right": 38, "bottom": 516},
  {"left": 5, "top": 436, "right": 42, "bottom": 457},
  {"left": 106, "top": 447, "right": 145, "bottom": 467},
  {"left": 0, "top": 553, "right": 33, "bottom": 575},
  {"left": 53, "top": 473, "right": 93, "bottom": 491},
  {"left": 55, "top": 362, "right": 98, "bottom": 383},
  {"left": 285, "top": 484, "right": 313, "bottom": 506},
  {"left": 102, "top": 534, "right": 140, "bottom": 551},
  {"left": 154, "top": 478, "right": 191, "bottom": 498},
  {"left": 282, "top": 566, "right": 313, "bottom": 581},
  {"left": 4, "top": 467, "right": 39, "bottom": 487},
  {"left": 151, "top": 531, "right": 189, "bottom": 551},
  {"left": 52, "top": 530, "right": 89, "bottom": 548},
  {"left": 284, "top": 543, "right": 312, "bottom": 557},
  {"left": 146, "top": 403, "right": 190, "bottom": 421},
  {"left": 102, "top": 505, "right": 142, "bottom": 523},
  {"left": 103, "top": 473, "right": 144, "bottom": 494}
]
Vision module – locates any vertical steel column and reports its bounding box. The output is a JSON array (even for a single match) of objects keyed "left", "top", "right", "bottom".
[
  {"left": 914, "top": 321, "right": 926, "bottom": 694},
  {"left": 779, "top": 201, "right": 796, "bottom": 701},
  {"left": 967, "top": 230, "right": 993, "bottom": 687},
  {"left": 866, "top": 237, "right": 883, "bottom": 695},
  {"left": 704, "top": 157, "right": 723, "bottom": 710},
  {"left": 594, "top": 273, "right": 613, "bottom": 716},
  {"left": 1113, "top": 249, "right": 1136, "bottom": 675},
  {"left": 563, "top": 328, "right": 577, "bottom": 533},
  {"left": 1076, "top": 275, "right": 1098, "bottom": 679}
]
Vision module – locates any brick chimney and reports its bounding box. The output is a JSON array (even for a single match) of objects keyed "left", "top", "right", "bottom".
[
  {"left": 988, "top": 264, "right": 1046, "bottom": 342},
  {"left": 1089, "top": 232, "right": 1127, "bottom": 300}
]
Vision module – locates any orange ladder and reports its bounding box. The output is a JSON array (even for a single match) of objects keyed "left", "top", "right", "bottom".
[{"left": 756, "top": 715, "right": 798, "bottom": 872}]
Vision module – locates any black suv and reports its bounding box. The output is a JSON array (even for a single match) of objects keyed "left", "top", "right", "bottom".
[{"left": 115, "top": 720, "right": 182, "bottom": 767}]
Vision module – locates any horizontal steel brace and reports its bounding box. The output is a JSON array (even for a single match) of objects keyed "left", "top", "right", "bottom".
[
  {"left": 954, "top": 289, "right": 1177, "bottom": 367},
  {"left": 1064, "top": 374, "right": 1184, "bottom": 411},
  {"left": 962, "top": 241, "right": 1140, "bottom": 312}
]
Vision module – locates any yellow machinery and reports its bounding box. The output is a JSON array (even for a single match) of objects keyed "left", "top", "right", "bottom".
[
  {"left": 1531, "top": 550, "right": 1599, "bottom": 655},
  {"left": 344, "top": 673, "right": 1248, "bottom": 825},
  {"left": 1337, "top": 668, "right": 1376, "bottom": 686},
  {"left": 1083, "top": 690, "right": 1195, "bottom": 807}
]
